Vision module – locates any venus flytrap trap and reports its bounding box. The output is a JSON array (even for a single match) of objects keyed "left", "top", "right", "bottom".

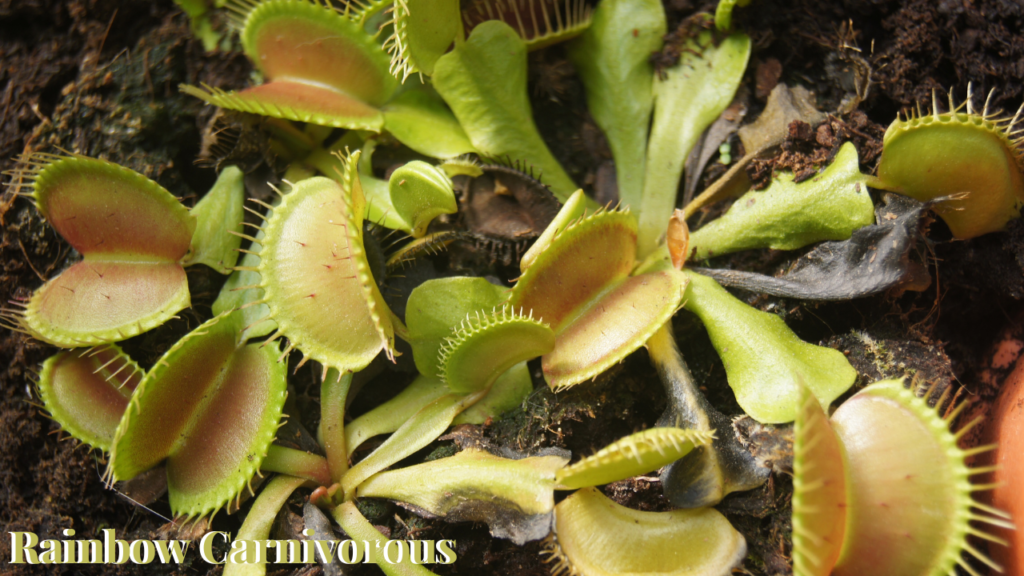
[
  {"left": 788, "top": 379, "right": 1014, "bottom": 576},
  {"left": 508, "top": 203, "right": 687, "bottom": 389},
  {"left": 36, "top": 345, "right": 143, "bottom": 451},
  {"left": 875, "top": 85, "right": 1024, "bottom": 239},
  {"left": 2, "top": 154, "right": 198, "bottom": 347},
  {"left": 183, "top": 0, "right": 398, "bottom": 130},
  {"left": 107, "top": 310, "right": 288, "bottom": 519},
  {"left": 544, "top": 487, "right": 746, "bottom": 576}
]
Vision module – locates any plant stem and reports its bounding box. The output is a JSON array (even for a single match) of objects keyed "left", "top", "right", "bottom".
[
  {"left": 261, "top": 445, "right": 331, "bottom": 487},
  {"left": 321, "top": 370, "right": 354, "bottom": 486}
]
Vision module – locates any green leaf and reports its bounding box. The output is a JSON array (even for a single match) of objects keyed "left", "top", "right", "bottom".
[
  {"left": 406, "top": 277, "right": 508, "bottom": 378},
  {"left": 212, "top": 228, "right": 277, "bottom": 341},
  {"left": 340, "top": 390, "right": 485, "bottom": 499},
  {"left": 555, "top": 428, "right": 713, "bottom": 490},
  {"left": 639, "top": 27, "right": 751, "bottom": 257},
  {"left": 453, "top": 361, "right": 533, "bottom": 425},
  {"left": 345, "top": 374, "right": 450, "bottom": 455},
  {"left": 682, "top": 271, "right": 856, "bottom": 424},
  {"left": 689, "top": 142, "right": 876, "bottom": 260},
  {"left": 567, "top": 0, "right": 665, "bottom": 213},
  {"left": 389, "top": 160, "right": 458, "bottom": 237},
  {"left": 108, "top": 312, "right": 288, "bottom": 518},
  {"left": 433, "top": 20, "right": 578, "bottom": 200},
  {"left": 37, "top": 345, "right": 143, "bottom": 451},
  {"left": 186, "top": 166, "right": 245, "bottom": 274},
  {"left": 223, "top": 475, "right": 308, "bottom": 576},
  {"left": 358, "top": 448, "right": 567, "bottom": 545},
  {"left": 382, "top": 88, "right": 477, "bottom": 159}
]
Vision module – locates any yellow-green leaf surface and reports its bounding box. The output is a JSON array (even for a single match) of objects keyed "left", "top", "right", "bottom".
[
  {"left": 183, "top": 0, "right": 396, "bottom": 130},
  {"left": 830, "top": 380, "right": 987, "bottom": 576},
  {"left": 258, "top": 175, "right": 394, "bottom": 373},
  {"left": 689, "top": 142, "right": 876, "bottom": 260},
  {"left": 358, "top": 448, "right": 567, "bottom": 544},
  {"left": 639, "top": 26, "right": 750, "bottom": 257},
  {"left": 186, "top": 165, "right": 245, "bottom": 274},
  {"left": 382, "top": 88, "right": 477, "bottom": 158},
  {"left": 683, "top": 271, "right": 856, "bottom": 424},
  {"left": 567, "top": 0, "right": 665, "bottom": 212},
  {"left": 340, "top": 390, "right": 484, "bottom": 499},
  {"left": 433, "top": 21, "right": 577, "bottom": 200}
]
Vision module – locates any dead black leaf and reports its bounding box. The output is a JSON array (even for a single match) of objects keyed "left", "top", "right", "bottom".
[{"left": 693, "top": 194, "right": 930, "bottom": 300}]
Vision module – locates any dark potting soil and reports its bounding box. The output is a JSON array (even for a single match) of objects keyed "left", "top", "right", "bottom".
[{"left": 2, "top": 0, "right": 1024, "bottom": 575}]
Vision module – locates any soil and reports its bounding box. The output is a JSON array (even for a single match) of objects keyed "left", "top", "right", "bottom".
[{"left": 2, "top": 0, "right": 1024, "bottom": 575}]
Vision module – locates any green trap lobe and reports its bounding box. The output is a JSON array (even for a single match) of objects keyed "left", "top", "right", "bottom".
[
  {"left": 260, "top": 177, "right": 391, "bottom": 373},
  {"left": 246, "top": 1, "right": 396, "bottom": 106},
  {"left": 225, "top": 82, "right": 384, "bottom": 129},
  {"left": 830, "top": 382, "right": 969, "bottom": 576},
  {"left": 38, "top": 346, "right": 141, "bottom": 451},
  {"left": 792, "top": 384, "right": 847, "bottom": 576},
  {"left": 35, "top": 157, "right": 193, "bottom": 261},
  {"left": 543, "top": 269, "right": 686, "bottom": 389},
  {"left": 26, "top": 261, "right": 189, "bottom": 346},
  {"left": 167, "top": 344, "right": 282, "bottom": 501},
  {"left": 110, "top": 317, "right": 238, "bottom": 481},
  {"left": 509, "top": 211, "right": 636, "bottom": 331}
]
